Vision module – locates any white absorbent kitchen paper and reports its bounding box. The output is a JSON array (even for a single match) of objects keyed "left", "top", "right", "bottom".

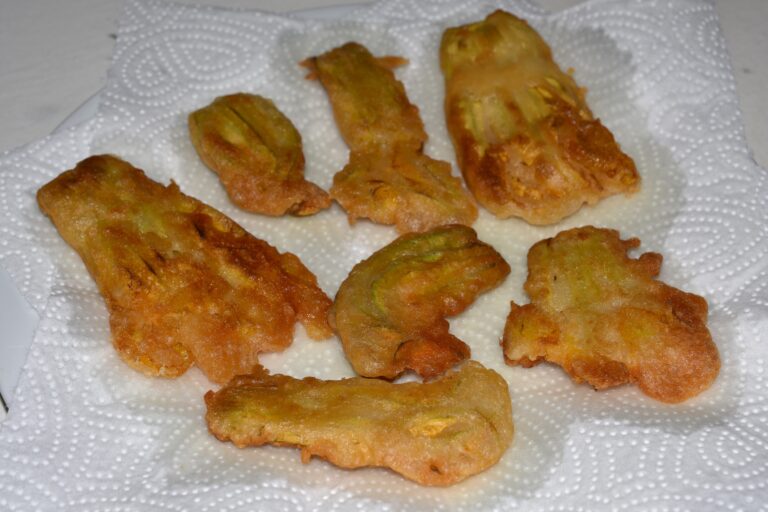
[{"left": 1, "top": 0, "right": 766, "bottom": 509}]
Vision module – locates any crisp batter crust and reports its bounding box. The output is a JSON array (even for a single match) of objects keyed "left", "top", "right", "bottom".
[
  {"left": 331, "top": 146, "right": 478, "bottom": 235},
  {"left": 204, "top": 361, "right": 514, "bottom": 486},
  {"left": 37, "top": 155, "right": 332, "bottom": 384},
  {"left": 331, "top": 225, "right": 510, "bottom": 379},
  {"left": 303, "top": 42, "right": 477, "bottom": 233},
  {"left": 189, "top": 93, "right": 331, "bottom": 216},
  {"left": 440, "top": 10, "right": 639, "bottom": 224},
  {"left": 302, "top": 43, "right": 424, "bottom": 153},
  {"left": 502, "top": 226, "right": 720, "bottom": 403}
]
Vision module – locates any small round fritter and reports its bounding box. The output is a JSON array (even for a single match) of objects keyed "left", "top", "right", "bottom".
[
  {"left": 440, "top": 11, "right": 639, "bottom": 224},
  {"left": 331, "top": 224, "right": 510, "bottom": 379},
  {"left": 37, "top": 155, "right": 333, "bottom": 384},
  {"left": 189, "top": 93, "right": 331, "bottom": 216},
  {"left": 502, "top": 226, "right": 720, "bottom": 403},
  {"left": 204, "top": 361, "right": 514, "bottom": 486}
]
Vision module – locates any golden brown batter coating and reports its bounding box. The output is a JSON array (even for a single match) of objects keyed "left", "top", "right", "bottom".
[
  {"left": 37, "top": 155, "right": 332, "bottom": 384},
  {"left": 303, "top": 42, "right": 477, "bottom": 233},
  {"left": 189, "top": 93, "right": 331, "bottom": 216},
  {"left": 502, "top": 226, "right": 719, "bottom": 403},
  {"left": 204, "top": 361, "right": 514, "bottom": 486},
  {"left": 302, "top": 43, "right": 423, "bottom": 153},
  {"left": 331, "top": 146, "right": 478, "bottom": 235},
  {"left": 331, "top": 224, "right": 510, "bottom": 379},
  {"left": 440, "top": 11, "right": 639, "bottom": 224}
]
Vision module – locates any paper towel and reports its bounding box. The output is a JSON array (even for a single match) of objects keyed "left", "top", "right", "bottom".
[{"left": 1, "top": 0, "right": 766, "bottom": 509}]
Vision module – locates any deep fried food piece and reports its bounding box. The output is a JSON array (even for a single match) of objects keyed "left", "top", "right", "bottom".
[
  {"left": 440, "top": 11, "right": 639, "bottom": 224},
  {"left": 502, "top": 226, "right": 719, "bottom": 403},
  {"left": 331, "top": 146, "right": 478, "bottom": 234},
  {"left": 303, "top": 42, "right": 477, "bottom": 233},
  {"left": 331, "top": 225, "right": 510, "bottom": 379},
  {"left": 204, "top": 361, "right": 514, "bottom": 486},
  {"left": 188, "top": 93, "right": 331, "bottom": 216},
  {"left": 37, "top": 155, "right": 332, "bottom": 384},
  {"left": 302, "top": 43, "right": 423, "bottom": 153}
]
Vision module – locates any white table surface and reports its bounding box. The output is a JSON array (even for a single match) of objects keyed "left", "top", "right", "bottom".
[{"left": 0, "top": 0, "right": 765, "bottom": 422}]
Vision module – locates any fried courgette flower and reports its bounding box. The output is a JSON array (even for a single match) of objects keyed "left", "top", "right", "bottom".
[
  {"left": 502, "top": 226, "right": 720, "bottom": 403},
  {"left": 204, "top": 361, "right": 514, "bottom": 486},
  {"left": 303, "top": 42, "right": 477, "bottom": 233},
  {"left": 189, "top": 93, "right": 331, "bottom": 216},
  {"left": 331, "top": 224, "right": 510, "bottom": 379},
  {"left": 440, "top": 11, "right": 640, "bottom": 224},
  {"left": 37, "top": 155, "right": 332, "bottom": 384}
]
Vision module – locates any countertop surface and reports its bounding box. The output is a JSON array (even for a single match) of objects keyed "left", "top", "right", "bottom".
[{"left": 0, "top": 0, "right": 765, "bottom": 421}]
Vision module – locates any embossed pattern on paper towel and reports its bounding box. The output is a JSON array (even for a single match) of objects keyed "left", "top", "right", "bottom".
[{"left": 0, "top": 0, "right": 767, "bottom": 510}]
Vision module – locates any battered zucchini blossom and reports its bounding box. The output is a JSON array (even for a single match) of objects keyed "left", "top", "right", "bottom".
[
  {"left": 205, "top": 361, "right": 514, "bottom": 486},
  {"left": 441, "top": 11, "right": 639, "bottom": 224},
  {"left": 502, "top": 226, "right": 719, "bottom": 403},
  {"left": 331, "top": 224, "right": 510, "bottom": 379},
  {"left": 37, "top": 155, "right": 332, "bottom": 384},
  {"left": 303, "top": 42, "right": 477, "bottom": 233},
  {"left": 189, "top": 93, "right": 331, "bottom": 216}
]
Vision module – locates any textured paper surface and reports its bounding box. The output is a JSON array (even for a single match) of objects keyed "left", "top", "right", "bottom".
[{"left": 1, "top": 0, "right": 767, "bottom": 509}]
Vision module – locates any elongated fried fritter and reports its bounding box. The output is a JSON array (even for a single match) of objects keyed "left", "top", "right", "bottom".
[
  {"left": 189, "top": 93, "right": 331, "bottom": 216},
  {"left": 37, "top": 155, "right": 332, "bottom": 384},
  {"left": 440, "top": 11, "right": 639, "bottom": 224},
  {"left": 331, "top": 225, "right": 510, "bottom": 379},
  {"left": 303, "top": 42, "right": 477, "bottom": 233},
  {"left": 502, "top": 226, "right": 719, "bottom": 403},
  {"left": 204, "top": 361, "right": 514, "bottom": 486},
  {"left": 303, "top": 43, "right": 423, "bottom": 153}
]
